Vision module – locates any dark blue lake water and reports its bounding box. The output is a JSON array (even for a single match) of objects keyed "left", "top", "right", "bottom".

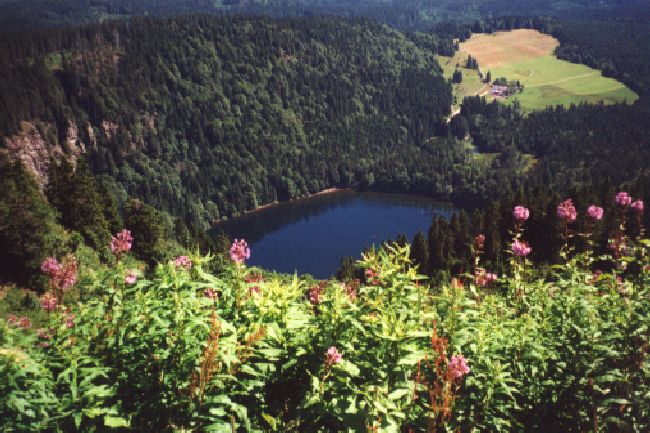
[{"left": 218, "top": 191, "right": 456, "bottom": 278}]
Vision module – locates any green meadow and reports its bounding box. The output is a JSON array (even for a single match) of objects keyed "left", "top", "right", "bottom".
[
  {"left": 438, "top": 53, "right": 487, "bottom": 111},
  {"left": 489, "top": 55, "right": 638, "bottom": 111}
]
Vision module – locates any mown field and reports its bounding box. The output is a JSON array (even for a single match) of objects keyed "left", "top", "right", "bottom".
[{"left": 458, "top": 29, "right": 638, "bottom": 111}]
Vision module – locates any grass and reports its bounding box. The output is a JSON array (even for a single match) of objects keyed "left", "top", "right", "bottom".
[
  {"left": 458, "top": 30, "right": 638, "bottom": 112},
  {"left": 437, "top": 51, "right": 488, "bottom": 111}
]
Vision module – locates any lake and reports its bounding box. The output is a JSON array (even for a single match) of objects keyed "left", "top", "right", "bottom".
[{"left": 217, "top": 190, "right": 456, "bottom": 278}]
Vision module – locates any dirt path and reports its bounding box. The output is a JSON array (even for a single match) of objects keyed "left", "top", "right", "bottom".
[
  {"left": 447, "top": 83, "right": 490, "bottom": 123},
  {"left": 526, "top": 72, "right": 598, "bottom": 88},
  {"left": 447, "top": 108, "right": 461, "bottom": 123},
  {"left": 476, "top": 84, "right": 491, "bottom": 96}
]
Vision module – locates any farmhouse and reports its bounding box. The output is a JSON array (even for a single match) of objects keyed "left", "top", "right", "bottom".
[{"left": 490, "top": 85, "right": 509, "bottom": 98}]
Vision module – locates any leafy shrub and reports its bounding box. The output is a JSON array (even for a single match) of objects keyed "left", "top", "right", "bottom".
[{"left": 2, "top": 195, "right": 650, "bottom": 431}]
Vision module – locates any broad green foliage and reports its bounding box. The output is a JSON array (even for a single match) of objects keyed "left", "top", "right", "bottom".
[{"left": 2, "top": 239, "right": 650, "bottom": 431}]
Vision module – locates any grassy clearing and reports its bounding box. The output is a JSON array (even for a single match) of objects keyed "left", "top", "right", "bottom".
[
  {"left": 438, "top": 52, "right": 486, "bottom": 111},
  {"left": 458, "top": 29, "right": 638, "bottom": 112}
]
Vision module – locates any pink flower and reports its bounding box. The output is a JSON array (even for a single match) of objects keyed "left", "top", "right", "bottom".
[
  {"left": 616, "top": 192, "right": 632, "bottom": 207},
  {"left": 557, "top": 198, "right": 577, "bottom": 223},
  {"left": 65, "top": 313, "right": 75, "bottom": 329},
  {"left": 59, "top": 257, "right": 77, "bottom": 289},
  {"left": 511, "top": 239, "right": 532, "bottom": 257},
  {"left": 37, "top": 328, "right": 51, "bottom": 347},
  {"left": 245, "top": 272, "right": 263, "bottom": 295},
  {"left": 325, "top": 346, "right": 343, "bottom": 366},
  {"left": 40, "top": 257, "right": 60, "bottom": 276},
  {"left": 632, "top": 200, "right": 644, "bottom": 214},
  {"left": 173, "top": 255, "right": 192, "bottom": 270},
  {"left": 342, "top": 280, "right": 359, "bottom": 301},
  {"left": 513, "top": 206, "right": 530, "bottom": 222},
  {"left": 40, "top": 292, "right": 58, "bottom": 312},
  {"left": 124, "top": 270, "right": 138, "bottom": 285},
  {"left": 309, "top": 281, "right": 327, "bottom": 306},
  {"left": 449, "top": 354, "right": 470, "bottom": 379},
  {"left": 41, "top": 254, "right": 77, "bottom": 291},
  {"left": 587, "top": 205, "right": 604, "bottom": 220},
  {"left": 230, "top": 239, "right": 251, "bottom": 264},
  {"left": 204, "top": 287, "right": 218, "bottom": 299},
  {"left": 18, "top": 316, "right": 32, "bottom": 329},
  {"left": 110, "top": 229, "right": 133, "bottom": 257},
  {"left": 365, "top": 268, "right": 381, "bottom": 285},
  {"left": 475, "top": 268, "right": 498, "bottom": 287},
  {"left": 590, "top": 269, "right": 603, "bottom": 284}
]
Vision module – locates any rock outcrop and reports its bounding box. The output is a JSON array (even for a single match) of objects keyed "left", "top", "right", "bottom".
[{"left": 1, "top": 120, "right": 86, "bottom": 191}]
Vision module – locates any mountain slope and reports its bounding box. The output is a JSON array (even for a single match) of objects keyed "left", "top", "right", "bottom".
[{"left": 0, "top": 15, "right": 465, "bottom": 231}]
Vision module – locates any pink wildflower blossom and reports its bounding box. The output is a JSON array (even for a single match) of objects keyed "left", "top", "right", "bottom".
[
  {"left": 475, "top": 268, "right": 497, "bottom": 287},
  {"left": 325, "top": 346, "right": 343, "bottom": 366},
  {"left": 343, "top": 279, "right": 359, "bottom": 301},
  {"left": 309, "top": 281, "right": 327, "bottom": 306},
  {"left": 365, "top": 268, "right": 380, "bottom": 285},
  {"left": 42, "top": 255, "right": 77, "bottom": 291},
  {"left": 173, "top": 255, "right": 192, "bottom": 270},
  {"left": 449, "top": 354, "right": 470, "bottom": 379},
  {"left": 40, "top": 292, "right": 58, "bottom": 312},
  {"left": 513, "top": 206, "right": 530, "bottom": 222},
  {"left": 40, "top": 257, "right": 60, "bottom": 276},
  {"left": 110, "top": 229, "right": 133, "bottom": 258},
  {"left": 511, "top": 239, "right": 532, "bottom": 257},
  {"left": 65, "top": 313, "right": 75, "bottom": 329},
  {"left": 590, "top": 269, "right": 603, "bottom": 284},
  {"left": 245, "top": 273, "right": 263, "bottom": 295},
  {"left": 557, "top": 198, "right": 577, "bottom": 223},
  {"left": 230, "top": 239, "right": 251, "bottom": 264},
  {"left": 587, "top": 205, "right": 604, "bottom": 220},
  {"left": 125, "top": 270, "right": 138, "bottom": 285},
  {"left": 37, "top": 328, "right": 51, "bottom": 347},
  {"left": 59, "top": 256, "right": 78, "bottom": 289},
  {"left": 17, "top": 316, "right": 32, "bottom": 329},
  {"left": 616, "top": 192, "right": 632, "bottom": 207},
  {"left": 204, "top": 287, "right": 218, "bottom": 299},
  {"left": 632, "top": 200, "right": 644, "bottom": 214}
]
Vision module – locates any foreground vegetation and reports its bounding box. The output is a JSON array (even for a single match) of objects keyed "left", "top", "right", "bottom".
[{"left": 3, "top": 193, "right": 650, "bottom": 432}]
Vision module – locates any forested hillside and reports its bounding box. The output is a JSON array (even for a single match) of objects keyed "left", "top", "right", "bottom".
[
  {"left": 0, "top": 15, "right": 471, "bottom": 231},
  {"left": 2, "top": 0, "right": 648, "bottom": 32}
]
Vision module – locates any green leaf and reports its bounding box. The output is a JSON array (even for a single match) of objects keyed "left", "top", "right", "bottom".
[{"left": 104, "top": 415, "right": 130, "bottom": 428}]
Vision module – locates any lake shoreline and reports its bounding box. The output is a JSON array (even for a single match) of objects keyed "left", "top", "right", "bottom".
[
  {"left": 216, "top": 190, "right": 457, "bottom": 278},
  {"left": 215, "top": 187, "right": 352, "bottom": 224}
]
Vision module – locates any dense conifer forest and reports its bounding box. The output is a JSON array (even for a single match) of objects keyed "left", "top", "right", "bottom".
[{"left": 0, "top": 16, "right": 465, "bottom": 226}]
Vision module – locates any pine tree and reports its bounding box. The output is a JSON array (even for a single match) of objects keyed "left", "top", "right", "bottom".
[
  {"left": 47, "top": 159, "right": 111, "bottom": 253},
  {"left": 124, "top": 198, "right": 167, "bottom": 267},
  {"left": 0, "top": 159, "right": 65, "bottom": 287},
  {"left": 410, "top": 231, "right": 429, "bottom": 275}
]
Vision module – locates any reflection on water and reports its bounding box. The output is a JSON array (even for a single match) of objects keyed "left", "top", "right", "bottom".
[{"left": 216, "top": 190, "right": 456, "bottom": 278}]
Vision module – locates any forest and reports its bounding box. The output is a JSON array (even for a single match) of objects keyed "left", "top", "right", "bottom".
[
  {"left": 3, "top": 1, "right": 650, "bottom": 431},
  {"left": 3, "top": 0, "right": 649, "bottom": 32}
]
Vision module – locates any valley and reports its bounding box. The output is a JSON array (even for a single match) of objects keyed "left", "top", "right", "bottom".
[{"left": 3, "top": 2, "right": 650, "bottom": 432}]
